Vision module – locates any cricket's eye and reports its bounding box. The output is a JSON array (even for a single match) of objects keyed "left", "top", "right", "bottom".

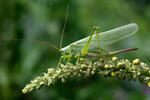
[
  {"left": 60, "top": 51, "right": 64, "bottom": 54},
  {"left": 62, "top": 51, "right": 68, "bottom": 55}
]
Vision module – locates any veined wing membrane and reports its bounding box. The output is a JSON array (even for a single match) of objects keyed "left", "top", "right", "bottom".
[{"left": 72, "top": 23, "right": 138, "bottom": 50}]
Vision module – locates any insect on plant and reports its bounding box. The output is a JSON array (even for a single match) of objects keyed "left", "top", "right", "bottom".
[
  {"left": 21, "top": 8, "right": 144, "bottom": 94},
  {"left": 36, "top": 7, "right": 138, "bottom": 68},
  {"left": 8, "top": 23, "right": 139, "bottom": 69},
  {"left": 56, "top": 23, "right": 138, "bottom": 67}
]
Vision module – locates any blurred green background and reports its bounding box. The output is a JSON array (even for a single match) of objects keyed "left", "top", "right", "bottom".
[{"left": 0, "top": 0, "right": 150, "bottom": 100}]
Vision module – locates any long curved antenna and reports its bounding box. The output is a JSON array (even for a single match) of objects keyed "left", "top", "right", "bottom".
[
  {"left": 6, "top": 38, "right": 60, "bottom": 51},
  {"left": 60, "top": 5, "right": 69, "bottom": 49}
]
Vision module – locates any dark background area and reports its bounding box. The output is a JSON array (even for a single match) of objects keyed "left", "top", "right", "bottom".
[{"left": 0, "top": 0, "right": 150, "bottom": 100}]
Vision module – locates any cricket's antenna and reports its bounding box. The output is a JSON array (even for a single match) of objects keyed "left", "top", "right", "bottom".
[
  {"left": 7, "top": 38, "right": 60, "bottom": 51},
  {"left": 60, "top": 5, "right": 69, "bottom": 49}
]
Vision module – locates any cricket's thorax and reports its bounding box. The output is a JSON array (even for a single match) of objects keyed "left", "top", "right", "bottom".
[{"left": 60, "top": 43, "right": 82, "bottom": 55}]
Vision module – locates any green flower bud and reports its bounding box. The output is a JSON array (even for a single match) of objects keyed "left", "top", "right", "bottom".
[
  {"left": 117, "top": 62, "right": 123, "bottom": 67},
  {"left": 78, "top": 73, "right": 81, "bottom": 77},
  {"left": 22, "top": 89, "right": 28, "bottom": 94},
  {"left": 133, "top": 59, "right": 140, "bottom": 65},
  {"left": 148, "top": 82, "right": 150, "bottom": 87},
  {"left": 112, "top": 57, "right": 117, "bottom": 62},
  {"left": 48, "top": 68, "right": 55, "bottom": 74},
  {"left": 61, "top": 78, "right": 66, "bottom": 83},
  {"left": 104, "top": 64, "right": 109, "bottom": 69},
  {"left": 111, "top": 72, "right": 116, "bottom": 77},
  {"left": 91, "top": 70, "right": 95, "bottom": 75}
]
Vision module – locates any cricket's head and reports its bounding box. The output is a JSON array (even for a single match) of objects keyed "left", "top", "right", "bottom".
[{"left": 60, "top": 45, "right": 72, "bottom": 55}]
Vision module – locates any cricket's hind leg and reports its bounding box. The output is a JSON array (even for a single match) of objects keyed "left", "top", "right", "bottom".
[
  {"left": 81, "top": 27, "right": 97, "bottom": 56},
  {"left": 57, "top": 55, "right": 72, "bottom": 68},
  {"left": 81, "top": 26, "right": 102, "bottom": 57}
]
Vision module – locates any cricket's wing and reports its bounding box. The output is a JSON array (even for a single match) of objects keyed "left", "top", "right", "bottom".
[{"left": 73, "top": 23, "right": 138, "bottom": 50}]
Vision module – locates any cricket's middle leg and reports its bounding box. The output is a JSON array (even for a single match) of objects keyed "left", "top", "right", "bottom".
[{"left": 75, "top": 53, "right": 80, "bottom": 64}]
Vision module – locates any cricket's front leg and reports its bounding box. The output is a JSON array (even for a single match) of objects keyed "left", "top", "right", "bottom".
[
  {"left": 57, "top": 55, "right": 72, "bottom": 68},
  {"left": 81, "top": 26, "right": 98, "bottom": 57}
]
